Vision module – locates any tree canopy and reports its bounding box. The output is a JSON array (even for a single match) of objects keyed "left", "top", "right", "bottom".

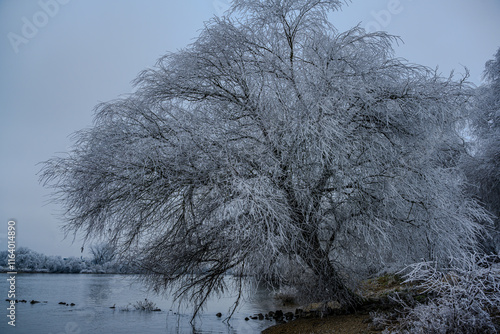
[
  {"left": 464, "top": 47, "right": 500, "bottom": 253},
  {"left": 41, "top": 0, "right": 489, "bottom": 314}
]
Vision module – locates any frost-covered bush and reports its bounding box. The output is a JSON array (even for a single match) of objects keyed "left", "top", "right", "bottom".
[
  {"left": 133, "top": 299, "right": 158, "bottom": 312},
  {"left": 387, "top": 254, "right": 500, "bottom": 333}
]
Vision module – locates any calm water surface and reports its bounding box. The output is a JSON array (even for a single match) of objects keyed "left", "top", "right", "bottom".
[{"left": 0, "top": 274, "right": 294, "bottom": 334}]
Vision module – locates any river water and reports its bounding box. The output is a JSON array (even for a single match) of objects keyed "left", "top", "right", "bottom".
[{"left": 0, "top": 274, "right": 294, "bottom": 334}]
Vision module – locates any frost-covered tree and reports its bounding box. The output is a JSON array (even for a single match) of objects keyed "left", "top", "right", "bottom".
[
  {"left": 41, "top": 0, "right": 488, "bottom": 313},
  {"left": 90, "top": 242, "right": 116, "bottom": 265},
  {"left": 15, "top": 247, "right": 44, "bottom": 271},
  {"left": 464, "top": 48, "right": 500, "bottom": 253}
]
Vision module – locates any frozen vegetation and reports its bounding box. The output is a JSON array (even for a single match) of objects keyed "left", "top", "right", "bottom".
[
  {"left": 384, "top": 46, "right": 500, "bottom": 334},
  {"left": 0, "top": 245, "right": 133, "bottom": 274},
  {"left": 365, "top": 254, "right": 499, "bottom": 333},
  {"left": 39, "top": 0, "right": 499, "bottom": 331}
]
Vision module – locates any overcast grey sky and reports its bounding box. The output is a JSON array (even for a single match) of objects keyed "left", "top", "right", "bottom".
[{"left": 1, "top": 0, "right": 499, "bottom": 258}]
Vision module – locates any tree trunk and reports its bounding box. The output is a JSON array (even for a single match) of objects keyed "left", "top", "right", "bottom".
[
  {"left": 293, "top": 209, "right": 361, "bottom": 306},
  {"left": 283, "top": 181, "right": 361, "bottom": 306},
  {"left": 299, "top": 236, "right": 361, "bottom": 307}
]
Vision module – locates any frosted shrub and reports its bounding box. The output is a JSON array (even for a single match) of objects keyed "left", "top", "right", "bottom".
[
  {"left": 133, "top": 298, "right": 158, "bottom": 312},
  {"left": 388, "top": 254, "right": 500, "bottom": 333}
]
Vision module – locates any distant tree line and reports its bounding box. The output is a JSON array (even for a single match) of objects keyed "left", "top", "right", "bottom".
[{"left": 0, "top": 245, "right": 135, "bottom": 274}]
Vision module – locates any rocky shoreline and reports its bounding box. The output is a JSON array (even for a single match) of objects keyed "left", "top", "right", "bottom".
[{"left": 246, "top": 274, "right": 407, "bottom": 333}]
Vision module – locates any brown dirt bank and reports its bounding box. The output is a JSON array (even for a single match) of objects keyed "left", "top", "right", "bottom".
[
  {"left": 262, "top": 312, "right": 381, "bottom": 334},
  {"left": 261, "top": 274, "right": 405, "bottom": 334}
]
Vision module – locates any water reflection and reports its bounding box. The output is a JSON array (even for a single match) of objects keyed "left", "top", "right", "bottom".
[
  {"left": 165, "top": 312, "right": 256, "bottom": 334},
  {"left": 86, "top": 275, "right": 113, "bottom": 305}
]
